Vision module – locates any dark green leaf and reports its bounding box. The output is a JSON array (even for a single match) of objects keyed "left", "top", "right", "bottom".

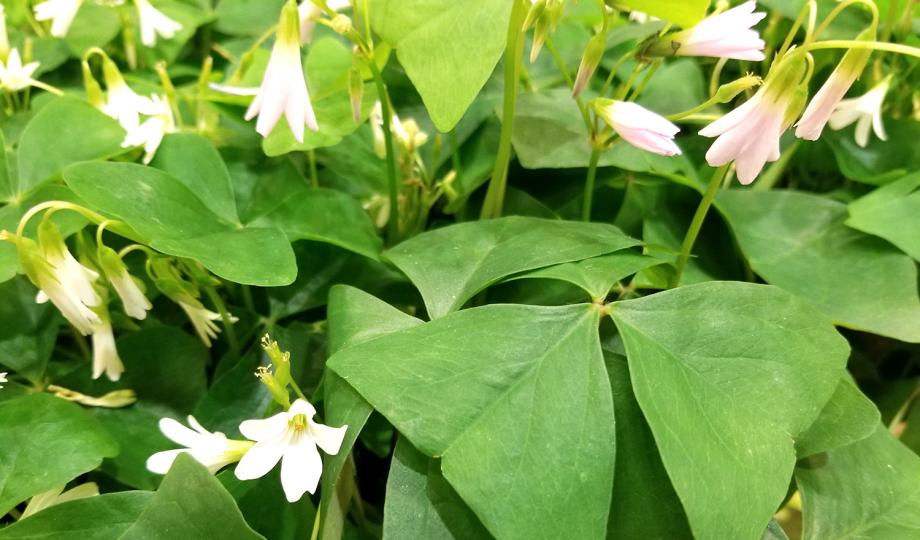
[
  {"left": 795, "top": 377, "right": 880, "bottom": 458},
  {"left": 847, "top": 171, "right": 920, "bottom": 262},
  {"left": 0, "top": 492, "right": 154, "bottom": 540}
]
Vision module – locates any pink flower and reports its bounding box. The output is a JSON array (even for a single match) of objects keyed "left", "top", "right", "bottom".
[
  {"left": 594, "top": 99, "right": 681, "bottom": 156},
  {"left": 664, "top": 1, "right": 767, "bottom": 61},
  {"left": 246, "top": 1, "right": 318, "bottom": 142}
]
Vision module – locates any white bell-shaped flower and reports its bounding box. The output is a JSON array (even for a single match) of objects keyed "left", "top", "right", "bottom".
[
  {"left": 91, "top": 314, "right": 124, "bottom": 382},
  {"left": 0, "top": 49, "right": 60, "bottom": 94},
  {"left": 662, "top": 1, "right": 766, "bottom": 61},
  {"left": 235, "top": 399, "right": 347, "bottom": 502},
  {"left": 828, "top": 77, "right": 891, "bottom": 148},
  {"left": 98, "top": 245, "right": 152, "bottom": 320},
  {"left": 100, "top": 58, "right": 157, "bottom": 131},
  {"left": 135, "top": 0, "right": 182, "bottom": 47},
  {"left": 594, "top": 99, "right": 681, "bottom": 156},
  {"left": 177, "top": 299, "right": 236, "bottom": 347},
  {"left": 121, "top": 94, "right": 175, "bottom": 164},
  {"left": 147, "top": 416, "right": 254, "bottom": 474},
  {"left": 34, "top": 0, "right": 83, "bottom": 38}
]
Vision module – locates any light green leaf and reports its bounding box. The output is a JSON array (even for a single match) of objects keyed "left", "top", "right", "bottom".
[
  {"left": 214, "top": 0, "right": 285, "bottom": 36},
  {"left": 0, "top": 393, "right": 119, "bottom": 516},
  {"left": 370, "top": 0, "right": 512, "bottom": 131},
  {"left": 717, "top": 190, "right": 920, "bottom": 343},
  {"left": 329, "top": 303, "right": 615, "bottom": 539},
  {"left": 614, "top": 0, "right": 710, "bottom": 27},
  {"left": 847, "top": 171, "right": 920, "bottom": 262},
  {"left": 611, "top": 282, "right": 849, "bottom": 540},
  {"left": 797, "top": 425, "right": 920, "bottom": 539},
  {"left": 383, "top": 437, "right": 491, "bottom": 540},
  {"left": 507, "top": 251, "right": 663, "bottom": 300},
  {"left": 795, "top": 377, "right": 880, "bottom": 458},
  {"left": 17, "top": 98, "right": 126, "bottom": 194},
  {"left": 0, "top": 492, "right": 154, "bottom": 539},
  {"left": 64, "top": 2, "right": 122, "bottom": 55},
  {"left": 385, "top": 216, "right": 639, "bottom": 318},
  {"left": 63, "top": 161, "right": 296, "bottom": 286}
]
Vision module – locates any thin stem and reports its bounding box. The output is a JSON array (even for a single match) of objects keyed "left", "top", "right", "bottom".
[
  {"left": 626, "top": 59, "right": 661, "bottom": 101},
  {"left": 598, "top": 51, "right": 634, "bottom": 98},
  {"left": 776, "top": 0, "right": 817, "bottom": 60},
  {"left": 582, "top": 147, "right": 601, "bottom": 222},
  {"left": 670, "top": 165, "right": 730, "bottom": 288},
  {"left": 368, "top": 61, "right": 401, "bottom": 243},
  {"left": 801, "top": 40, "right": 920, "bottom": 58},
  {"left": 813, "top": 0, "right": 879, "bottom": 41},
  {"left": 203, "top": 285, "right": 239, "bottom": 355},
  {"left": 307, "top": 150, "right": 319, "bottom": 187},
  {"left": 545, "top": 36, "right": 592, "bottom": 133},
  {"left": 480, "top": 0, "right": 527, "bottom": 220}
]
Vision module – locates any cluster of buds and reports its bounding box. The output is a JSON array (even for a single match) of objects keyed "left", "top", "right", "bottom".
[
  {"left": 147, "top": 336, "right": 348, "bottom": 503},
  {"left": 524, "top": 0, "right": 565, "bottom": 63}
]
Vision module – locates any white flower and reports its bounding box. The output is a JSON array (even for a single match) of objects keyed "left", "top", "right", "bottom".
[
  {"left": 0, "top": 49, "right": 61, "bottom": 95},
  {"left": 135, "top": 0, "right": 182, "bottom": 47},
  {"left": 121, "top": 94, "right": 175, "bottom": 164},
  {"left": 178, "top": 300, "right": 236, "bottom": 347},
  {"left": 147, "top": 416, "right": 254, "bottom": 474},
  {"left": 828, "top": 77, "right": 890, "bottom": 148},
  {"left": 0, "top": 372, "right": 7, "bottom": 389},
  {"left": 246, "top": 1, "right": 318, "bottom": 142},
  {"left": 34, "top": 0, "right": 83, "bottom": 38},
  {"left": 234, "top": 399, "right": 347, "bottom": 502},
  {"left": 208, "top": 83, "right": 259, "bottom": 97},
  {"left": 98, "top": 246, "right": 152, "bottom": 320},
  {"left": 595, "top": 99, "right": 681, "bottom": 156},
  {"left": 91, "top": 317, "right": 124, "bottom": 381},
  {"left": 666, "top": 1, "right": 766, "bottom": 61},
  {"left": 21, "top": 483, "right": 98, "bottom": 519},
  {"left": 101, "top": 68, "right": 157, "bottom": 131},
  {"left": 298, "top": 0, "right": 350, "bottom": 44}
]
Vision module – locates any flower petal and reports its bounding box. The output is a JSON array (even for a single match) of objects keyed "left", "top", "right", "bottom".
[
  {"left": 239, "top": 411, "right": 289, "bottom": 442},
  {"left": 279, "top": 433, "right": 323, "bottom": 502},
  {"left": 234, "top": 437, "right": 286, "bottom": 480}
]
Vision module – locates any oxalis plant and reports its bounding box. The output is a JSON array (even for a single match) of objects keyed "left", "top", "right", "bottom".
[{"left": 0, "top": 0, "right": 918, "bottom": 538}]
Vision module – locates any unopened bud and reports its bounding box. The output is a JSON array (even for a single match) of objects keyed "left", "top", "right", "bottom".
[
  {"left": 260, "top": 334, "right": 292, "bottom": 388},
  {"left": 783, "top": 86, "right": 809, "bottom": 130},
  {"left": 714, "top": 75, "right": 762, "bottom": 103},
  {"left": 523, "top": 1, "right": 546, "bottom": 32},
  {"left": 82, "top": 60, "right": 105, "bottom": 109},
  {"left": 573, "top": 32, "right": 606, "bottom": 97},
  {"left": 331, "top": 14, "right": 352, "bottom": 35},
  {"left": 256, "top": 366, "right": 291, "bottom": 408}
]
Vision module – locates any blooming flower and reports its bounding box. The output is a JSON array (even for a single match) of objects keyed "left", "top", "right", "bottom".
[
  {"left": 98, "top": 246, "right": 152, "bottom": 320},
  {"left": 298, "top": 0, "right": 350, "bottom": 44},
  {"left": 34, "top": 0, "right": 83, "bottom": 38},
  {"left": 0, "top": 49, "right": 61, "bottom": 94},
  {"left": 135, "top": 0, "right": 182, "bottom": 47},
  {"left": 0, "top": 372, "right": 7, "bottom": 389},
  {"left": 247, "top": 0, "right": 318, "bottom": 142},
  {"left": 652, "top": 1, "right": 766, "bottom": 61},
  {"left": 795, "top": 30, "right": 874, "bottom": 141},
  {"left": 147, "top": 416, "right": 254, "bottom": 474},
  {"left": 177, "top": 299, "right": 235, "bottom": 347},
  {"left": 594, "top": 99, "right": 681, "bottom": 156},
  {"left": 234, "top": 399, "right": 347, "bottom": 502},
  {"left": 121, "top": 94, "right": 175, "bottom": 164},
  {"left": 699, "top": 55, "right": 806, "bottom": 184},
  {"left": 828, "top": 76, "right": 891, "bottom": 148},
  {"left": 21, "top": 483, "right": 98, "bottom": 519},
  {"left": 91, "top": 315, "right": 124, "bottom": 381}
]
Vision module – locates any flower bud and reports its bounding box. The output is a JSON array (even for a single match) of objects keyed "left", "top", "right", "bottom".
[
  {"left": 261, "top": 334, "right": 292, "bottom": 389},
  {"left": 331, "top": 14, "right": 352, "bottom": 35},
  {"left": 573, "top": 32, "right": 606, "bottom": 97},
  {"left": 783, "top": 86, "right": 809, "bottom": 130},
  {"left": 256, "top": 366, "right": 291, "bottom": 408},
  {"left": 81, "top": 60, "right": 105, "bottom": 109},
  {"left": 713, "top": 74, "right": 762, "bottom": 103}
]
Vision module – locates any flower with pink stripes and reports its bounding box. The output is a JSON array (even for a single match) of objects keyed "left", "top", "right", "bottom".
[
  {"left": 650, "top": 1, "right": 767, "bottom": 61},
  {"left": 594, "top": 99, "right": 681, "bottom": 156}
]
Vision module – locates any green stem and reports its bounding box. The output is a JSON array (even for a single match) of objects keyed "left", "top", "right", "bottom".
[
  {"left": 670, "top": 165, "right": 729, "bottom": 288},
  {"left": 480, "top": 0, "right": 527, "bottom": 220},
  {"left": 801, "top": 40, "right": 920, "bottom": 58},
  {"left": 307, "top": 150, "right": 319, "bottom": 187},
  {"left": 545, "top": 36, "right": 592, "bottom": 133},
  {"left": 582, "top": 147, "right": 601, "bottom": 222},
  {"left": 203, "top": 285, "right": 239, "bottom": 355},
  {"left": 368, "top": 61, "right": 400, "bottom": 244}
]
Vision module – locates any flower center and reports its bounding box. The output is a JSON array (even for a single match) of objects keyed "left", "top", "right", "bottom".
[{"left": 290, "top": 413, "right": 308, "bottom": 432}]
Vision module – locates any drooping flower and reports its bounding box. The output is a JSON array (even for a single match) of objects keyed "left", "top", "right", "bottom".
[
  {"left": 699, "top": 55, "right": 806, "bottom": 184},
  {"left": 135, "top": 0, "right": 182, "bottom": 47},
  {"left": 0, "top": 49, "right": 61, "bottom": 94},
  {"left": 649, "top": 1, "right": 766, "bottom": 61},
  {"left": 91, "top": 313, "right": 124, "bottom": 381},
  {"left": 99, "top": 57, "right": 157, "bottom": 131},
  {"left": 795, "top": 29, "right": 874, "bottom": 141},
  {"left": 828, "top": 76, "right": 891, "bottom": 148},
  {"left": 235, "top": 399, "right": 347, "bottom": 502},
  {"left": 298, "top": 0, "right": 350, "bottom": 44},
  {"left": 34, "top": 0, "right": 83, "bottom": 39},
  {"left": 27, "top": 222, "right": 102, "bottom": 335},
  {"left": 98, "top": 245, "right": 152, "bottom": 320},
  {"left": 147, "top": 416, "right": 254, "bottom": 474},
  {"left": 21, "top": 483, "right": 99, "bottom": 519},
  {"left": 121, "top": 94, "right": 175, "bottom": 164},
  {"left": 247, "top": 0, "right": 318, "bottom": 142},
  {"left": 178, "top": 299, "right": 236, "bottom": 347},
  {"left": 594, "top": 99, "right": 681, "bottom": 156}
]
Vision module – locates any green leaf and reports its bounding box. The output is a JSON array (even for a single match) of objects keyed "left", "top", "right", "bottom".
[
  {"left": 614, "top": 0, "right": 710, "bottom": 27},
  {"left": 507, "top": 251, "right": 663, "bottom": 300},
  {"left": 17, "top": 98, "right": 126, "bottom": 194},
  {"left": 329, "top": 303, "right": 615, "bottom": 539},
  {"left": 151, "top": 134, "right": 240, "bottom": 225},
  {"left": 120, "top": 454, "right": 264, "bottom": 539},
  {"left": 214, "top": 0, "right": 285, "bottom": 36},
  {"left": 0, "top": 277, "right": 58, "bottom": 382},
  {"left": 0, "top": 129, "right": 14, "bottom": 201},
  {"left": 63, "top": 161, "right": 296, "bottom": 286},
  {"left": 825, "top": 119, "right": 920, "bottom": 184},
  {"left": 219, "top": 468, "right": 316, "bottom": 540},
  {"left": 605, "top": 352, "right": 692, "bottom": 539},
  {"left": 64, "top": 2, "right": 122, "bottom": 55},
  {"left": 385, "top": 216, "right": 639, "bottom": 318},
  {"left": 796, "top": 425, "right": 920, "bottom": 539},
  {"left": 847, "top": 171, "right": 920, "bottom": 262},
  {"left": 0, "top": 492, "right": 154, "bottom": 539},
  {"left": 370, "top": 0, "right": 513, "bottom": 131},
  {"left": 248, "top": 188, "right": 382, "bottom": 260},
  {"left": 610, "top": 282, "right": 849, "bottom": 540},
  {"left": 319, "top": 285, "right": 423, "bottom": 537},
  {"left": 383, "top": 437, "right": 491, "bottom": 540},
  {"left": 795, "top": 377, "right": 880, "bottom": 458},
  {"left": 0, "top": 393, "right": 119, "bottom": 515},
  {"left": 511, "top": 89, "right": 691, "bottom": 172},
  {"left": 717, "top": 190, "right": 920, "bottom": 343}
]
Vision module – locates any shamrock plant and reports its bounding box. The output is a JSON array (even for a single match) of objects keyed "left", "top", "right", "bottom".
[{"left": 0, "top": 0, "right": 919, "bottom": 539}]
